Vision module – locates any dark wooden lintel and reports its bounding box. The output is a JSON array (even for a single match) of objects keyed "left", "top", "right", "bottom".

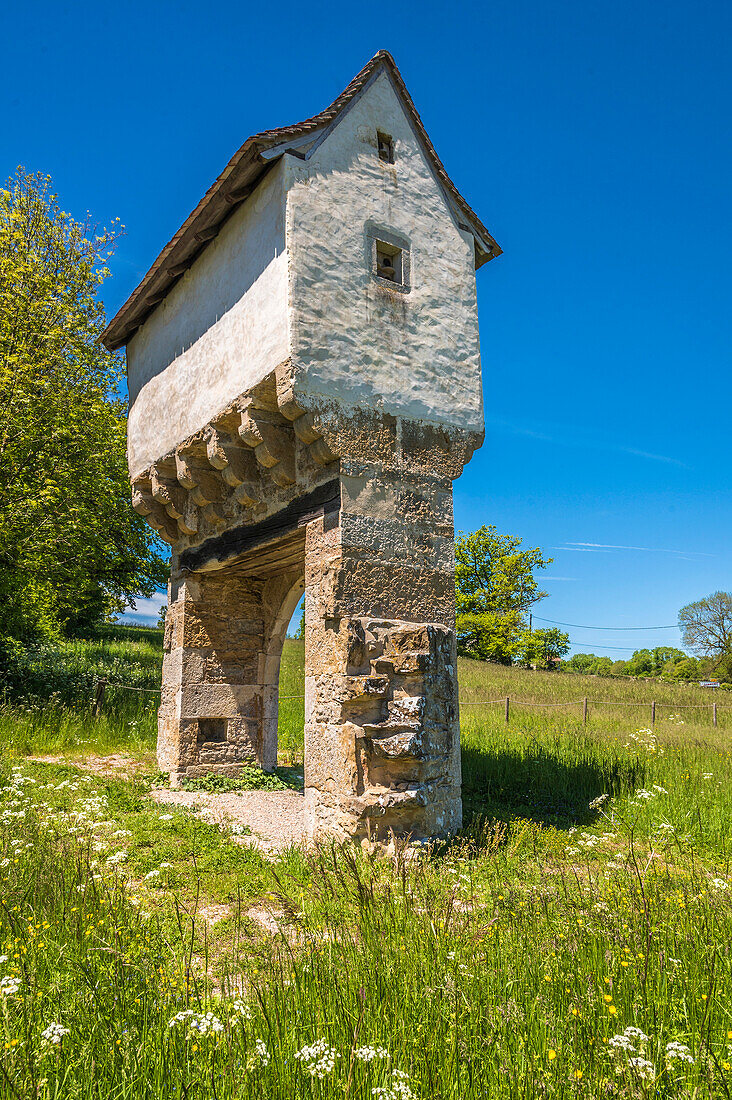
[{"left": 180, "top": 478, "right": 340, "bottom": 573}]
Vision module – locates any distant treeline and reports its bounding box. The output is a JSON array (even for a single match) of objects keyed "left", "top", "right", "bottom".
[{"left": 563, "top": 646, "right": 732, "bottom": 684}]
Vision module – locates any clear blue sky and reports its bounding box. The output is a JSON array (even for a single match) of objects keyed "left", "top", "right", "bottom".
[{"left": 3, "top": 0, "right": 729, "bottom": 654}]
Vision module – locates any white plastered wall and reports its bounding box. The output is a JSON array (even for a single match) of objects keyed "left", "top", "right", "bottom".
[
  {"left": 126, "top": 161, "right": 289, "bottom": 477},
  {"left": 285, "top": 69, "right": 483, "bottom": 434}
]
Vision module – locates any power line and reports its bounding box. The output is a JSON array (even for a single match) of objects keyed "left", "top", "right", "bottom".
[{"left": 533, "top": 616, "right": 679, "bottom": 631}]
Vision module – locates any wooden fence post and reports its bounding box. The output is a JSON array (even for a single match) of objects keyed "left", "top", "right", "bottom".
[
  {"left": 651, "top": 700, "right": 656, "bottom": 728},
  {"left": 92, "top": 678, "right": 107, "bottom": 717},
  {"left": 505, "top": 696, "right": 510, "bottom": 724},
  {"left": 713, "top": 702, "right": 718, "bottom": 728},
  {"left": 583, "top": 697, "right": 588, "bottom": 726}
]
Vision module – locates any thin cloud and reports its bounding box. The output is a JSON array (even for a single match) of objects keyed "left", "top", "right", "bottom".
[
  {"left": 558, "top": 542, "right": 711, "bottom": 559},
  {"left": 485, "top": 416, "right": 689, "bottom": 468}
]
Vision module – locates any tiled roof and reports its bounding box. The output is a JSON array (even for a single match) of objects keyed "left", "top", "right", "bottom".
[{"left": 101, "top": 50, "right": 501, "bottom": 351}]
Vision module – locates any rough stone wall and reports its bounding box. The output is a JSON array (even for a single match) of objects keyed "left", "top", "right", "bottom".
[
  {"left": 159, "top": 561, "right": 303, "bottom": 785},
  {"left": 302, "top": 459, "right": 462, "bottom": 841}
]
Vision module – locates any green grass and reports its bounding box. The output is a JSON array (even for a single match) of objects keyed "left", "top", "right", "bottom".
[{"left": 1, "top": 642, "right": 731, "bottom": 1096}]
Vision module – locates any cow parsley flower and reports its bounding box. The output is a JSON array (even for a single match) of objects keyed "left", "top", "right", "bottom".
[
  {"left": 0, "top": 976, "right": 21, "bottom": 996},
  {"left": 254, "top": 1038, "right": 270, "bottom": 1065},
  {"left": 666, "top": 1041, "right": 694, "bottom": 1065},
  {"left": 628, "top": 1057, "right": 655, "bottom": 1080},
  {"left": 372, "top": 1068, "right": 416, "bottom": 1099},
  {"left": 295, "top": 1038, "right": 339, "bottom": 1078},
  {"left": 355, "top": 1045, "right": 389, "bottom": 1061},
  {"left": 41, "top": 1022, "right": 70, "bottom": 1045}
]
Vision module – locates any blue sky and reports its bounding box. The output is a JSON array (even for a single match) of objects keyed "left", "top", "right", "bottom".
[{"left": 2, "top": 0, "right": 729, "bottom": 655}]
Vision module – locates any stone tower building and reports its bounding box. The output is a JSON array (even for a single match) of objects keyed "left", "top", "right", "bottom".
[{"left": 102, "top": 51, "right": 500, "bottom": 841}]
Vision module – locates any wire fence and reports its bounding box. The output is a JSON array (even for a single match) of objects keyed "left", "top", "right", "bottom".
[{"left": 92, "top": 679, "right": 731, "bottom": 728}]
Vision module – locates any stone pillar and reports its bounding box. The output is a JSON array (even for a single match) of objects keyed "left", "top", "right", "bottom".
[
  {"left": 303, "top": 460, "right": 462, "bottom": 841},
  {"left": 158, "top": 563, "right": 266, "bottom": 785},
  {"left": 159, "top": 558, "right": 305, "bottom": 784}
]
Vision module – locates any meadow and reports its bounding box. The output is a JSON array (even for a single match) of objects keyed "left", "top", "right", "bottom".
[{"left": 0, "top": 632, "right": 730, "bottom": 1097}]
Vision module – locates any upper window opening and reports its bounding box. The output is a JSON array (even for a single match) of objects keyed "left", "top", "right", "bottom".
[
  {"left": 377, "top": 132, "right": 394, "bottom": 164},
  {"left": 376, "top": 243, "right": 402, "bottom": 283}
]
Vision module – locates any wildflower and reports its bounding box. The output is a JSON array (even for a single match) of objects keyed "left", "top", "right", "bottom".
[
  {"left": 159, "top": 862, "right": 172, "bottom": 869},
  {"left": 294, "top": 1038, "right": 339, "bottom": 1078},
  {"left": 666, "top": 1041, "right": 694, "bottom": 1065},
  {"left": 628, "top": 1057, "right": 655, "bottom": 1080},
  {"left": 254, "top": 1038, "right": 270, "bottom": 1065},
  {"left": 590, "top": 794, "right": 609, "bottom": 810},
  {"left": 159, "top": 814, "right": 174, "bottom": 821},
  {"left": 0, "top": 976, "right": 21, "bottom": 996},
  {"left": 144, "top": 870, "right": 160, "bottom": 881},
  {"left": 106, "top": 851, "right": 127, "bottom": 865},
  {"left": 547, "top": 1049, "right": 557, "bottom": 1060},
  {"left": 710, "top": 878, "right": 729, "bottom": 891},
  {"left": 230, "top": 999, "right": 253, "bottom": 1020},
  {"left": 355, "top": 1045, "right": 389, "bottom": 1061},
  {"left": 372, "top": 1068, "right": 416, "bottom": 1100},
  {"left": 624, "top": 1027, "right": 649, "bottom": 1043},
  {"left": 168, "top": 1010, "right": 223, "bottom": 1036},
  {"left": 41, "top": 1023, "right": 70, "bottom": 1045},
  {"left": 573, "top": 1069, "right": 583, "bottom": 1080}
]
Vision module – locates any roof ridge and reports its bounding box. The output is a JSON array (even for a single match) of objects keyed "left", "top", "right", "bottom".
[{"left": 102, "top": 50, "right": 500, "bottom": 351}]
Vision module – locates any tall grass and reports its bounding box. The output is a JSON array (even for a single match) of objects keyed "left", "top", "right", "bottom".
[{"left": 1, "top": 743, "right": 731, "bottom": 1098}]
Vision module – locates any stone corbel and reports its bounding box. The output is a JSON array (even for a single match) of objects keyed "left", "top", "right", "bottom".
[
  {"left": 237, "top": 404, "right": 295, "bottom": 485},
  {"left": 131, "top": 475, "right": 178, "bottom": 543}
]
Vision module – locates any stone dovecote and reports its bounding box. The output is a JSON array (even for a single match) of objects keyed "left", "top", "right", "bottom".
[{"left": 102, "top": 50, "right": 500, "bottom": 841}]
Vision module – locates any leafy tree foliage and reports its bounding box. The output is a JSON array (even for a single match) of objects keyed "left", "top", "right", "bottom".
[
  {"left": 0, "top": 169, "right": 167, "bottom": 639},
  {"left": 455, "top": 525, "right": 552, "bottom": 663},
  {"left": 679, "top": 592, "right": 732, "bottom": 662},
  {"left": 516, "top": 626, "right": 570, "bottom": 669}
]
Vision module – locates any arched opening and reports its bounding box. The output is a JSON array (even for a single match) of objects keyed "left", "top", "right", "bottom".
[{"left": 259, "top": 570, "right": 305, "bottom": 770}]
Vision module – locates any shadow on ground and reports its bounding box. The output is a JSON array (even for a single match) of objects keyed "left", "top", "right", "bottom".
[{"left": 460, "top": 739, "right": 644, "bottom": 832}]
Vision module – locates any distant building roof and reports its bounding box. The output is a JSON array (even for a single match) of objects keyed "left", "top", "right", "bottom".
[{"left": 102, "top": 50, "right": 501, "bottom": 351}]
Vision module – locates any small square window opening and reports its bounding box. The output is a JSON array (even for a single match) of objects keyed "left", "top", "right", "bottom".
[
  {"left": 376, "top": 242, "right": 403, "bottom": 283},
  {"left": 198, "top": 717, "right": 228, "bottom": 745},
  {"left": 377, "top": 132, "right": 394, "bottom": 164}
]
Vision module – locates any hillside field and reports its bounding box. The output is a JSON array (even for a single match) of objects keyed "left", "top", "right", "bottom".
[{"left": 0, "top": 630, "right": 730, "bottom": 1097}]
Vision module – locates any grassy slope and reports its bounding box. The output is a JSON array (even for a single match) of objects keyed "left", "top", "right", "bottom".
[{"left": 1, "top": 635, "right": 731, "bottom": 1097}]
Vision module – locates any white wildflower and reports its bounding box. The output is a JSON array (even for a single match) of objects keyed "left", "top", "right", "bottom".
[
  {"left": 159, "top": 814, "right": 174, "bottom": 821},
  {"left": 1, "top": 976, "right": 21, "bottom": 996},
  {"left": 254, "top": 1038, "right": 270, "bottom": 1065},
  {"left": 373, "top": 1068, "right": 416, "bottom": 1099},
  {"left": 41, "top": 1022, "right": 70, "bottom": 1045},
  {"left": 666, "top": 1041, "right": 694, "bottom": 1065},
  {"left": 355, "top": 1045, "right": 389, "bottom": 1061},
  {"left": 589, "top": 793, "right": 609, "bottom": 810},
  {"left": 710, "top": 878, "right": 729, "bottom": 891},
  {"left": 231, "top": 999, "right": 253, "bottom": 1020},
  {"left": 144, "top": 869, "right": 160, "bottom": 880},
  {"left": 295, "top": 1037, "right": 339, "bottom": 1078},
  {"left": 168, "top": 1009, "right": 223, "bottom": 1036},
  {"left": 628, "top": 1057, "right": 655, "bottom": 1079},
  {"left": 624, "top": 1027, "right": 649, "bottom": 1043},
  {"left": 159, "top": 862, "right": 173, "bottom": 868},
  {"left": 106, "top": 851, "right": 127, "bottom": 865}
]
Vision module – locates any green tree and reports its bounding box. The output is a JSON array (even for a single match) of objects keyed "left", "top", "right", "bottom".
[
  {"left": 0, "top": 169, "right": 167, "bottom": 638},
  {"left": 455, "top": 525, "right": 552, "bottom": 663},
  {"left": 679, "top": 592, "right": 732, "bottom": 665},
  {"left": 516, "top": 626, "right": 570, "bottom": 669}
]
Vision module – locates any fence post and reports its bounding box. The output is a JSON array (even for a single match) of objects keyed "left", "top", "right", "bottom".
[
  {"left": 713, "top": 702, "right": 718, "bottom": 728},
  {"left": 651, "top": 700, "right": 656, "bottom": 728},
  {"left": 583, "top": 697, "right": 588, "bottom": 726},
  {"left": 505, "top": 696, "right": 510, "bottom": 724},
  {"left": 92, "top": 678, "right": 107, "bottom": 718}
]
